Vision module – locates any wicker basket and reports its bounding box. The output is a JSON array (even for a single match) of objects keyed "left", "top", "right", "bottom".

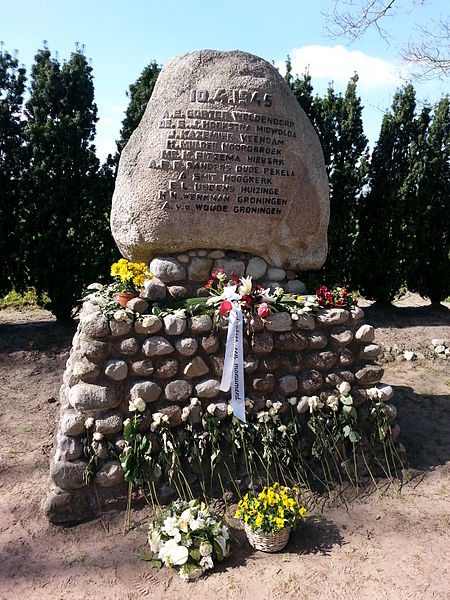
[{"left": 244, "top": 523, "right": 291, "bottom": 552}]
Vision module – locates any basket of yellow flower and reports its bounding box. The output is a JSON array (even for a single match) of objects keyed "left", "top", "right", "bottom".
[
  {"left": 110, "top": 259, "right": 151, "bottom": 307},
  {"left": 236, "top": 483, "right": 306, "bottom": 553}
]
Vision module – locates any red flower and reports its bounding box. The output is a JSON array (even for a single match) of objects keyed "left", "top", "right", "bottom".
[
  {"left": 242, "top": 295, "right": 253, "bottom": 308},
  {"left": 219, "top": 301, "right": 232, "bottom": 317},
  {"left": 231, "top": 273, "right": 239, "bottom": 285},
  {"left": 205, "top": 279, "right": 214, "bottom": 289},
  {"left": 257, "top": 302, "right": 270, "bottom": 318}
]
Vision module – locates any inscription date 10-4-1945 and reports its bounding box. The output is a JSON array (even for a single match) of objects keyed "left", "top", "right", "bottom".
[{"left": 190, "top": 89, "right": 272, "bottom": 107}]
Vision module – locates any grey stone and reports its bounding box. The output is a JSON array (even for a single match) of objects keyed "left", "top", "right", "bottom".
[
  {"left": 246, "top": 257, "right": 267, "bottom": 279},
  {"left": 187, "top": 257, "right": 213, "bottom": 282},
  {"left": 69, "top": 382, "right": 118, "bottom": 412},
  {"left": 82, "top": 301, "right": 100, "bottom": 315},
  {"left": 379, "top": 384, "right": 394, "bottom": 402},
  {"left": 208, "top": 250, "right": 225, "bottom": 259},
  {"left": 189, "top": 315, "right": 213, "bottom": 333},
  {"left": 160, "top": 405, "right": 182, "bottom": 427},
  {"left": 279, "top": 375, "right": 299, "bottom": 395},
  {"left": 175, "top": 337, "right": 198, "bottom": 356},
  {"left": 308, "top": 331, "right": 328, "bottom": 349},
  {"left": 434, "top": 344, "right": 446, "bottom": 354},
  {"left": 295, "top": 313, "right": 315, "bottom": 330},
  {"left": 119, "top": 337, "right": 140, "bottom": 355},
  {"left": 135, "top": 316, "right": 163, "bottom": 334},
  {"left": 281, "top": 354, "right": 302, "bottom": 373},
  {"left": 212, "top": 402, "right": 228, "bottom": 420},
  {"left": 336, "top": 370, "right": 355, "bottom": 383},
  {"left": 165, "top": 380, "right": 192, "bottom": 402},
  {"left": 167, "top": 286, "right": 189, "bottom": 300},
  {"left": 105, "top": 359, "right": 128, "bottom": 381},
  {"left": 109, "top": 318, "right": 133, "bottom": 337},
  {"left": 61, "top": 409, "right": 86, "bottom": 436},
  {"left": 355, "top": 324, "right": 375, "bottom": 343},
  {"left": 307, "top": 351, "right": 338, "bottom": 371},
  {"left": 55, "top": 434, "right": 83, "bottom": 461},
  {"left": 252, "top": 331, "right": 274, "bottom": 355},
  {"left": 274, "top": 331, "right": 308, "bottom": 351},
  {"left": 262, "top": 356, "right": 280, "bottom": 371},
  {"left": 80, "top": 312, "right": 110, "bottom": 339},
  {"left": 286, "top": 280, "right": 307, "bottom": 295},
  {"left": 51, "top": 459, "right": 87, "bottom": 490},
  {"left": 131, "top": 359, "right": 154, "bottom": 376},
  {"left": 243, "top": 355, "right": 259, "bottom": 374},
  {"left": 248, "top": 315, "right": 265, "bottom": 332},
  {"left": 386, "top": 404, "right": 397, "bottom": 421},
  {"left": 143, "top": 277, "right": 167, "bottom": 301},
  {"left": 130, "top": 381, "right": 162, "bottom": 402},
  {"left": 316, "top": 308, "right": 349, "bottom": 326},
  {"left": 355, "top": 366, "right": 384, "bottom": 386},
  {"left": 91, "top": 440, "right": 109, "bottom": 460},
  {"left": 154, "top": 358, "right": 179, "bottom": 379},
  {"left": 43, "top": 487, "right": 92, "bottom": 524},
  {"left": 359, "top": 344, "right": 382, "bottom": 359},
  {"left": 126, "top": 297, "right": 149, "bottom": 314},
  {"left": 351, "top": 306, "right": 365, "bottom": 321},
  {"left": 253, "top": 374, "right": 276, "bottom": 393},
  {"left": 149, "top": 257, "right": 186, "bottom": 283},
  {"left": 95, "top": 413, "right": 123, "bottom": 435},
  {"left": 163, "top": 314, "right": 187, "bottom": 336},
  {"left": 265, "top": 312, "right": 292, "bottom": 332},
  {"left": 95, "top": 461, "right": 124, "bottom": 487},
  {"left": 330, "top": 328, "right": 354, "bottom": 347},
  {"left": 298, "top": 370, "right": 323, "bottom": 394},
  {"left": 142, "top": 336, "right": 174, "bottom": 356},
  {"left": 79, "top": 338, "right": 110, "bottom": 363},
  {"left": 213, "top": 258, "right": 245, "bottom": 278},
  {"left": 195, "top": 379, "right": 221, "bottom": 399},
  {"left": 339, "top": 349, "right": 354, "bottom": 367},
  {"left": 177, "top": 254, "right": 190, "bottom": 263},
  {"left": 184, "top": 356, "right": 209, "bottom": 378},
  {"left": 72, "top": 359, "right": 101, "bottom": 383},
  {"left": 266, "top": 267, "right": 286, "bottom": 281},
  {"left": 197, "top": 249, "right": 208, "bottom": 257},
  {"left": 201, "top": 334, "right": 220, "bottom": 354},
  {"left": 111, "top": 50, "right": 329, "bottom": 271}
]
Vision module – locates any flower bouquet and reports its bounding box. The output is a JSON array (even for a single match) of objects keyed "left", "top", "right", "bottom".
[
  {"left": 110, "top": 258, "right": 151, "bottom": 306},
  {"left": 235, "top": 483, "right": 306, "bottom": 552},
  {"left": 147, "top": 499, "right": 231, "bottom": 581}
]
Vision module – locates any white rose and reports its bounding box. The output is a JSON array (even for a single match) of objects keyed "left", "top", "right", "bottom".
[
  {"left": 327, "top": 395, "right": 339, "bottom": 412},
  {"left": 265, "top": 399, "right": 273, "bottom": 408},
  {"left": 199, "top": 541, "right": 213, "bottom": 556},
  {"left": 288, "top": 397, "right": 297, "bottom": 406},
  {"left": 338, "top": 381, "right": 351, "bottom": 396},
  {"left": 142, "top": 315, "right": 159, "bottom": 328},
  {"left": 308, "top": 396, "right": 323, "bottom": 413},
  {"left": 148, "top": 530, "right": 162, "bottom": 554},
  {"left": 134, "top": 397, "right": 146, "bottom": 412},
  {"left": 181, "top": 407, "right": 191, "bottom": 421},
  {"left": 113, "top": 310, "right": 124, "bottom": 321},
  {"left": 227, "top": 404, "right": 233, "bottom": 415},
  {"left": 277, "top": 424, "right": 287, "bottom": 434},
  {"left": 273, "top": 401, "right": 282, "bottom": 411},
  {"left": 207, "top": 403, "right": 216, "bottom": 415},
  {"left": 190, "top": 397, "right": 200, "bottom": 406},
  {"left": 367, "top": 387, "right": 383, "bottom": 400},
  {"left": 200, "top": 555, "right": 214, "bottom": 570},
  {"left": 165, "top": 540, "right": 189, "bottom": 566},
  {"left": 84, "top": 417, "right": 94, "bottom": 429},
  {"left": 93, "top": 432, "right": 103, "bottom": 441},
  {"left": 291, "top": 313, "right": 299, "bottom": 320}
]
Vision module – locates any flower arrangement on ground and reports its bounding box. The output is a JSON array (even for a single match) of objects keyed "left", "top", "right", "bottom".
[
  {"left": 110, "top": 258, "right": 151, "bottom": 293},
  {"left": 147, "top": 499, "right": 231, "bottom": 581},
  {"left": 235, "top": 482, "right": 306, "bottom": 534},
  {"left": 316, "top": 284, "right": 358, "bottom": 310}
]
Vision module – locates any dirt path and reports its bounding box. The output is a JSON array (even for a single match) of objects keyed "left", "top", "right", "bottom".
[{"left": 0, "top": 296, "right": 449, "bottom": 599}]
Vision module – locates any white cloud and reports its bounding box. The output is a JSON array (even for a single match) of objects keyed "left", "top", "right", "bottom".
[{"left": 276, "top": 45, "right": 404, "bottom": 90}]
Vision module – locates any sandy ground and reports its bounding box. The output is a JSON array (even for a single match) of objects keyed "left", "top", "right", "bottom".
[{"left": 0, "top": 293, "right": 449, "bottom": 600}]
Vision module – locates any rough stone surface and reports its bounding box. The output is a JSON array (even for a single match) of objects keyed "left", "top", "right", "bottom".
[
  {"left": 95, "top": 461, "right": 124, "bottom": 487},
  {"left": 135, "top": 316, "right": 162, "bottom": 335},
  {"left": 118, "top": 337, "right": 140, "bottom": 355},
  {"left": 266, "top": 267, "right": 286, "bottom": 281},
  {"left": 55, "top": 434, "right": 83, "bottom": 461},
  {"left": 308, "top": 331, "right": 328, "bottom": 349},
  {"left": 253, "top": 374, "right": 276, "bottom": 393},
  {"left": 167, "top": 285, "right": 190, "bottom": 300},
  {"left": 195, "top": 379, "right": 221, "bottom": 398},
  {"left": 131, "top": 359, "right": 154, "bottom": 376},
  {"left": 286, "top": 280, "right": 307, "bottom": 294},
  {"left": 252, "top": 331, "right": 274, "bottom": 355},
  {"left": 355, "top": 324, "right": 375, "bottom": 343},
  {"left": 61, "top": 410, "right": 86, "bottom": 436},
  {"left": 316, "top": 308, "right": 349, "bottom": 326},
  {"left": 163, "top": 314, "right": 187, "bottom": 336},
  {"left": 105, "top": 359, "right": 128, "bottom": 381},
  {"left": 275, "top": 332, "right": 308, "bottom": 351},
  {"left": 142, "top": 277, "right": 167, "bottom": 301},
  {"left": 359, "top": 344, "right": 382, "bottom": 359},
  {"left": 44, "top": 487, "right": 92, "bottom": 524},
  {"left": 68, "top": 382, "right": 118, "bottom": 412},
  {"left": 130, "top": 381, "right": 162, "bottom": 402},
  {"left": 149, "top": 257, "right": 186, "bottom": 283},
  {"left": 109, "top": 318, "right": 133, "bottom": 337},
  {"left": 80, "top": 312, "right": 110, "bottom": 339},
  {"left": 165, "top": 380, "right": 192, "bottom": 402},
  {"left": 95, "top": 413, "right": 123, "bottom": 435},
  {"left": 190, "top": 315, "right": 213, "bottom": 334},
  {"left": 79, "top": 338, "right": 110, "bottom": 363},
  {"left": 295, "top": 314, "right": 315, "bottom": 330},
  {"left": 330, "top": 328, "right": 354, "bottom": 347},
  {"left": 265, "top": 312, "right": 292, "bottom": 332},
  {"left": 126, "top": 297, "right": 149, "bottom": 314},
  {"left": 142, "top": 336, "right": 174, "bottom": 356},
  {"left": 160, "top": 405, "right": 182, "bottom": 427},
  {"left": 246, "top": 257, "right": 267, "bottom": 279},
  {"left": 51, "top": 460, "right": 87, "bottom": 490},
  {"left": 111, "top": 50, "right": 329, "bottom": 270},
  {"left": 187, "top": 257, "right": 213, "bottom": 282},
  {"left": 175, "top": 337, "right": 198, "bottom": 356},
  {"left": 355, "top": 366, "right": 384, "bottom": 386},
  {"left": 201, "top": 334, "right": 220, "bottom": 354},
  {"left": 154, "top": 358, "right": 179, "bottom": 379},
  {"left": 72, "top": 359, "right": 101, "bottom": 383},
  {"left": 184, "top": 356, "right": 209, "bottom": 378},
  {"left": 279, "top": 374, "right": 299, "bottom": 395}
]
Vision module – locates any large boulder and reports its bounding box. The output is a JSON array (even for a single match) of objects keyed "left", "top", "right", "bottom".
[{"left": 111, "top": 50, "right": 329, "bottom": 271}]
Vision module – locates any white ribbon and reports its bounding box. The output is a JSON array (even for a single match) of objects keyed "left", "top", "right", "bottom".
[{"left": 220, "top": 302, "right": 246, "bottom": 422}]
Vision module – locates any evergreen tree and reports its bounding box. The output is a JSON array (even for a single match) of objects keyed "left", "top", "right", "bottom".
[
  {"left": 116, "top": 61, "right": 160, "bottom": 154},
  {"left": 406, "top": 97, "right": 450, "bottom": 302},
  {"left": 0, "top": 47, "right": 26, "bottom": 295},
  {"left": 355, "top": 84, "right": 418, "bottom": 302},
  {"left": 24, "top": 46, "right": 113, "bottom": 320}
]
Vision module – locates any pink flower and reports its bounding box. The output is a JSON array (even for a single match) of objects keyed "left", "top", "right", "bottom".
[
  {"left": 257, "top": 302, "right": 270, "bottom": 318},
  {"left": 219, "top": 301, "right": 232, "bottom": 317}
]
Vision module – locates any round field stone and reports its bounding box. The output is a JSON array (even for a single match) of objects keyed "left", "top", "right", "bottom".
[
  {"left": 68, "top": 382, "right": 118, "bottom": 412},
  {"left": 316, "top": 308, "right": 349, "bottom": 326},
  {"left": 118, "top": 337, "right": 140, "bottom": 355},
  {"left": 189, "top": 315, "right": 213, "bottom": 334},
  {"left": 163, "top": 314, "right": 187, "bottom": 336},
  {"left": 61, "top": 409, "right": 86, "bottom": 436},
  {"left": 184, "top": 356, "right": 209, "bottom": 378},
  {"left": 131, "top": 359, "right": 154, "bottom": 376},
  {"left": 142, "top": 277, "right": 167, "bottom": 301},
  {"left": 265, "top": 312, "right": 292, "bottom": 332},
  {"left": 165, "top": 380, "right": 192, "bottom": 402},
  {"left": 80, "top": 312, "right": 110, "bottom": 339},
  {"left": 109, "top": 318, "right": 133, "bottom": 337},
  {"left": 126, "top": 297, "right": 149, "bottom": 314},
  {"left": 72, "top": 359, "right": 101, "bottom": 383},
  {"left": 194, "top": 379, "right": 221, "bottom": 399},
  {"left": 246, "top": 257, "right": 267, "bottom": 279},
  {"left": 130, "top": 381, "right": 162, "bottom": 402},
  {"left": 51, "top": 459, "right": 87, "bottom": 490},
  {"left": 135, "top": 316, "right": 162, "bottom": 335},
  {"left": 279, "top": 375, "right": 299, "bottom": 395},
  {"left": 175, "top": 337, "right": 198, "bottom": 356},
  {"left": 149, "top": 257, "right": 186, "bottom": 283},
  {"left": 105, "top": 359, "right": 128, "bottom": 381},
  {"left": 95, "top": 461, "right": 124, "bottom": 487},
  {"left": 95, "top": 413, "right": 123, "bottom": 435},
  {"left": 355, "top": 324, "right": 375, "bottom": 343},
  {"left": 142, "top": 336, "right": 174, "bottom": 356}
]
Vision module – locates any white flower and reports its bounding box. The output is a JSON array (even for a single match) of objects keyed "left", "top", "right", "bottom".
[
  {"left": 84, "top": 417, "right": 94, "bottom": 429},
  {"left": 149, "top": 530, "right": 162, "bottom": 555},
  {"left": 189, "top": 518, "right": 205, "bottom": 531},
  {"left": 299, "top": 306, "right": 312, "bottom": 314},
  {"left": 227, "top": 404, "right": 233, "bottom": 415},
  {"left": 199, "top": 541, "right": 213, "bottom": 557},
  {"left": 207, "top": 403, "right": 216, "bottom": 415},
  {"left": 274, "top": 287, "right": 284, "bottom": 296},
  {"left": 265, "top": 399, "right": 273, "bottom": 408},
  {"left": 181, "top": 407, "right": 191, "bottom": 422},
  {"left": 288, "top": 397, "right": 297, "bottom": 406},
  {"left": 327, "top": 395, "right": 339, "bottom": 412},
  {"left": 129, "top": 396, "right": 146, "bottom": 412},
  {"left": 257, "top": 411, "right": 270, "bottom": 423},
  {"left": 141, "top": 315, "right": 159, "bottom": 328},
  {"left": 123, "top": 418, "right": 130, "bottom": 427},
  {"left": 308, "top": 396, "right": 323, "bottom": 413},
  {"left": 338, "top": 381, "right": 351, "bottom": 396},
  {"left": 367, "top": 387, "right": 384, "bottom": 400},
  {"left": 238, "top": 275, "right": 253, "bottom": 296},
  {"left": 291, "top": 313, "right": 299, "bottom": 320},
  {"left": 93, "top": 432, "right": 103, "bottom": 441},
  {"left": 173, "top": 308, "right": 187, "bottom": 319},
  {"left": 272, "top": 401, "right": 282, "bottom": 412},
  {"left": 277, "top": 424, "right": 287, "bottom": 434},
  {"left": 164, "top": 539, "right": 189, "bottom": 566},
  {"left": 150, "top": 412, "right": 163, "bottom": 431},
  {"left": 199, "top": 555, "right": 214, "bottom": 570},
  {"left": 245, "top": 398, "right": 254, "bottom": 408},
  {"left": 113, "top": 310, "right": 132, "bottom": 323},
  {"left": 190, "top": 397, "right": 200, "bottom": 406}
]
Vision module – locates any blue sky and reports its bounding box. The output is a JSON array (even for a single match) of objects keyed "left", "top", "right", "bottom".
[{"left": 2, "top": 0, "right": 449, "bottom": 160}]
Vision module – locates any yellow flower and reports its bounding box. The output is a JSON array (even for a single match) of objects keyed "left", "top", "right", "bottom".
[
  {"left": 299, "top": 507, "right": 306, "bottom": 518},
  {"left": 235, "top": 509, "right": 241, "bottom": 518},
  {"left": 255, "top": 513, "right": 263, "bottom": 527},
  {"left": 274, "top": 517, "right": 284, "bottom": 530}
]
